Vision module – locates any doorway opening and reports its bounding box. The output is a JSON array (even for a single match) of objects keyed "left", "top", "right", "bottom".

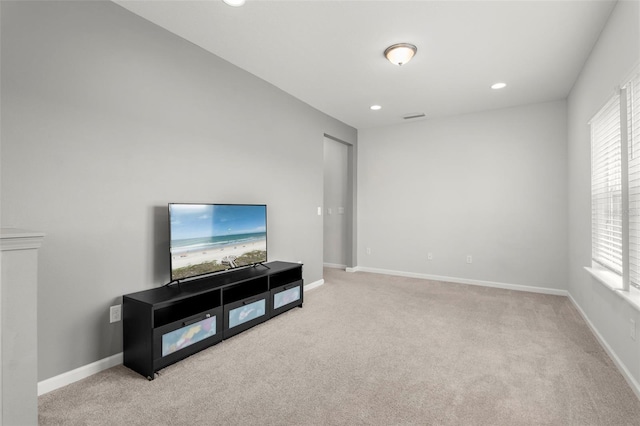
[{"left": 323, "top": 135, "right": 355, "bottom": 269}]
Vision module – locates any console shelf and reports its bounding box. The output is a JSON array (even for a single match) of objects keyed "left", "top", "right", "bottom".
[{"left": 123, "top": 261, "right": 303, "bottom": 379}]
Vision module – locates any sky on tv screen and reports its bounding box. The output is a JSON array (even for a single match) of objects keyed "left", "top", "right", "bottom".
[{"left": 170, "top": 204, "right": 266, "bottom": 241}]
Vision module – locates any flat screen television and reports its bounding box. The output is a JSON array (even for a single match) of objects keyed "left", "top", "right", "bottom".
[{"left": 169, "top": 203, "right": 267, "bottom": 281}]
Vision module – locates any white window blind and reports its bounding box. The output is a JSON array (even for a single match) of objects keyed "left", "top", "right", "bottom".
[
  {"left": 626, "top": 72, "right": 640, "bottom": 289},
  {"left": 591, "top": 94, "right": 622, "bottom": 274}
]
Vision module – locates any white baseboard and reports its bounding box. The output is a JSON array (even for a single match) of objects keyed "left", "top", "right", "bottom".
[
  {"left": 29, "top": 268, "right": 568, "bottom": 397},
  {"left": 349, "top": 265, "right": 639, "bottom": 401},
  {"left": 37, "top": 269, "right": 639, "bottom": 403},
  {"left": 39, "top": 280, "right": 324, "bottom": 396},
  {"left": 567, "top": 293, "right": 640, "bottom": 401},
  {"left": 304, "top": 278, "right": 324, "bottom": 292},
  {"left": 323, "top": 262, "right": 347, "bottom": 269},
  {"left": 38, "top": 352, "right": 123, "bottom": 396},
  {"left": 350, "top": 266, "right": 568, "bottom": 296}
]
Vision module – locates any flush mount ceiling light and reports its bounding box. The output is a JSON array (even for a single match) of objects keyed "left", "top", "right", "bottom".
[
  {"left": 384, "top": 43, "right": 417, "bottom": 66},
  {"left": 223, "top": 0, "right": 245, "bottom": 6},
  {"left": 491, "top": 82, "right": 507, "bottom": 89},
  {"left": 370, "top": 105, "right": 382, "bottom": 111}
]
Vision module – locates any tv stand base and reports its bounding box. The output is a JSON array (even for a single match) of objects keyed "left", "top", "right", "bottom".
[{"left": 123, "top": 261, "right": 303, "bottom": 379}]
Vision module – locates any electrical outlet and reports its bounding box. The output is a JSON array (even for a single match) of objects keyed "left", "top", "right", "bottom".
[
  {"left": 428, "top": 252, "right": 433, "bottom": 260},
  {"left": 466, "top": 255, "right": 473, "bottom": 264},
  {"left": 110, "top": 305, "right": 122, "bottom": 323},
  {"left": 631, "top": 319, "right": 636, "bottom": 340},
  {"left": 366, "top": 247, "right": 372, "bottom": 255}
]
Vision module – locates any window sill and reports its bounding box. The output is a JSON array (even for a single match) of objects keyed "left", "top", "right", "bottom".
[{"left": 585, "top": 266, "right": 640, "bottom": 313}]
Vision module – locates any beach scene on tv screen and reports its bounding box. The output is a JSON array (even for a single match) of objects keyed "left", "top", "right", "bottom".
[{"left": 170, "top": 204, "right": 267, "bottom": 279}]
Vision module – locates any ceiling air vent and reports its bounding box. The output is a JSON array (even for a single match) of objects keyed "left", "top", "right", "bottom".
[{"left": 403, "top": 113, "right": 426, "bottom": 120}]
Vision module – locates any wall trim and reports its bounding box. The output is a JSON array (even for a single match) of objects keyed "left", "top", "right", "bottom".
[
  {"left": 39, "top": 279, "right": 326, "bottom": 395},
  {"left": 304, "top": 278, "right": 324, "bottom": 292},
  {"left": 567, "top": 293, "right": 640, "bottom": 401},
  {"left": 348, "top": 266, "right": 568, "bottom": 296},
  {"left": 38, "top": 352, "right": 123, "bottom": 396},
  {"left": 37, "top": 270, "right": 640, "bottom": 402},
  {"left": 350, "top": 265, "right": 639, "bottom": 401},
  {"left": 323, "top": 262, "right": 347, "bottom": 269}
]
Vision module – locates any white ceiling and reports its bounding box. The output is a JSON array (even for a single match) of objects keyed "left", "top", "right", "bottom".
[{"left": 114, "top": 0, "right": 617, "bottom": 130}]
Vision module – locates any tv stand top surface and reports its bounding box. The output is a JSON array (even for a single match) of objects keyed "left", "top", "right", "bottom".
[{"left": 124, "top": 261, "right": 302, "bottom": 306}]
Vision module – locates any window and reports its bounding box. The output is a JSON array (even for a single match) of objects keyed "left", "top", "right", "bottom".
[
  {"left": 627, "top": 71, "right": 640, "bottom": 288},
  {"left": 591, "top": 94, "right": 622, "bottom": 275},
  {"left": 590, "top": 67, "right": 640, "bottom": 291}
]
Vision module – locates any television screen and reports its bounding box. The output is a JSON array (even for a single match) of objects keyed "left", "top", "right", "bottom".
[{"left": 169, "top": 203, "right": 267, "bottom": 280}]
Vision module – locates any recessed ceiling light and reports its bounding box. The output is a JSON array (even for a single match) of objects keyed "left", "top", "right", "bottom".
[
  {"left": 491, "top": 82, "right": 507, "bottom": 90},
  {"left": 370, "top": 105, "right": 382, "bottom": 111},
  {"left": 223, "top": 0, "right": 245, "bottom": 7}
]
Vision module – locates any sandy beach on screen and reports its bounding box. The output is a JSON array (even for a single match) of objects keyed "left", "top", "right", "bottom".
[{"left": 171, "top": 238, "right": 266, "bottom": 269}]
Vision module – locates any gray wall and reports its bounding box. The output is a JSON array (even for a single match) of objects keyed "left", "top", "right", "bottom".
[
  {"left": 0, "top": 1, "right": 356, "bottom": 381},
  {"left": 567, "top": 0, "right": 640, "bottom": 388},
  {"left": 357, "top": 100, "right": 568, "bottom": 290}
]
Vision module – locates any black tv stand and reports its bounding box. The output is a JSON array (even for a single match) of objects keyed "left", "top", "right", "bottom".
[{"left": 123, "top": 261, "right": 303, "bottom": 380}]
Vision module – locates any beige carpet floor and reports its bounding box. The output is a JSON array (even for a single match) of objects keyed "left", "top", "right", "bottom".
[{"left": 39, "top": 268, "right": 640, "bottom": 425}]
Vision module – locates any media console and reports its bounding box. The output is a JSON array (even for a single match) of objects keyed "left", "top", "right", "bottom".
[{"left": 123, "top": 261, "right": 303, "bottom": 380}]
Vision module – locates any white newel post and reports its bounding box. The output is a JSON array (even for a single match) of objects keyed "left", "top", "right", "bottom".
[{"left": 0, "top": 228, "right": 45, "bottom": 426}]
